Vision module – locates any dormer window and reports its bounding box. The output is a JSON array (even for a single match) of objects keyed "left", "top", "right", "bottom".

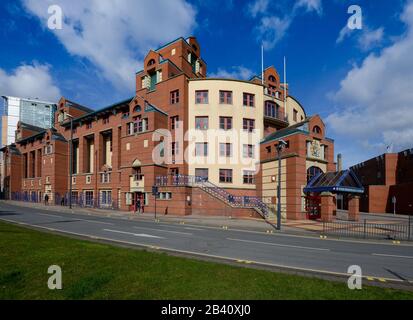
[
  {"left": 147, "top": 59, "right": 155, "bottom": 67},
  {"left": 268, "top": 75, "right": 276, "bottom": 83},
  {"left": 313, "top": 126, "right": 322, "bottom": 134},
  {"left": 133, "top": 105, "right": 142, "bottom": 113}
]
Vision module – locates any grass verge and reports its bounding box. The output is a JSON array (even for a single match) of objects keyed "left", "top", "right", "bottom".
[{"left": 0, "top": 220, "right": 412, "bottom": 300}]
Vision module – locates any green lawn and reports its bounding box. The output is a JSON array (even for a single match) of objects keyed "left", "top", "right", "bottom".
[{"left": 0, "top": 221, "right": 412, "bottom": 300}]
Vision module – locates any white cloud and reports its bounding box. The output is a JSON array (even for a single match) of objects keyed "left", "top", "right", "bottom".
[
  {"left": 247, "top": 0, "right": 269, "bottom": 18},
  {"left": 250, "top": 0, "right": 323, "bottom": 49},
  {"left": 209, "top": 66, "right": 255, "bottom": 80},
  {"left": 326, "top": 1, "right": 413, "bottom": 161},
  {"left": 336, "top": 24, "right": 384, "bottom": 51},
  {"left": 336, "top": 24, "right": 352, "bottom": 44},
  {"left": 294, "top": 0, "right": 322, "bottom": 15},
  {"left": 22, "top": 0, "right": 196, "bottom": 92},
  {"left": 0, "top": 63, "right": 61, "bottom": 101},
  {"left": 358, "top": 27, "right": 384, "bottom": 51}
]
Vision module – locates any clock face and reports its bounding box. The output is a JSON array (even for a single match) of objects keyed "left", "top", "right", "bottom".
[{"left": 311, "top": 140, "right": 321, "bottom": 158}]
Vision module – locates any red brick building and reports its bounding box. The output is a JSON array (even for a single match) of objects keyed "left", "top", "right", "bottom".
[
  {"left": 0, "top": 36, "right": 337, "bottom": 220},
  {"left": 351, "top": 149, "right": 413, "bottom": 215}
]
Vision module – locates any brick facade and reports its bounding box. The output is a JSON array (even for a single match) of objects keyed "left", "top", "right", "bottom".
[{"left": 1, "top": 36, "right": 336, "bottom": 220}]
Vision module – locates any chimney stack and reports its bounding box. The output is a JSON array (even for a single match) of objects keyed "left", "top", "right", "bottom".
[{"left": 337, "top": 153, "right": 343, "bottom": 172}]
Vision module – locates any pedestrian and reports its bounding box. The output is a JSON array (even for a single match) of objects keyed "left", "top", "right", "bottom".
[
  {"left": 61, "top": 197, "right": 65, "bottom": 206},
  {"left": 136, "top": 199, "right": 141, "bottom": 214},
  {"left": 44, "top": 193, "right": 49, "bottom": 206}
]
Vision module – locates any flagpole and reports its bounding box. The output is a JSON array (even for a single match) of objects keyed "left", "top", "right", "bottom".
[
  {"left": 261, "top": 44, "right": 264, "bottom": 85},
  {"left": 284, "top": 56, "right": 287, "bottom": 119}
]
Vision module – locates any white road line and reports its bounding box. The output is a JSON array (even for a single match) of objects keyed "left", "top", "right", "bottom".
[
  {"left": 76, "top": 218, "right": 114, "bottom": 225},
  {"left": 372, "top": 253, "right": 413, "bottom": 259},
  {"left": 133, "top": 226, "right": 192, "bottom": 236},
  {"left": 227, "top": 238, "right": 330, "bottom": 252},
  {"left": 184, "top": 227, "right": 204, "bottom": 231},
  {"left": 36, "top": 213, "right": 64, "bottom": 218},
  {"left": 103, "top": 228, "right": 164, "bottom": 239}
]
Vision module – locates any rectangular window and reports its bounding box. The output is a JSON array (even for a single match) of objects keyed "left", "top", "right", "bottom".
[
  {"left": 195, "top": 168, "right": 209, "bottom": 180},
  {"left": 195, "top": 116, "right": 209, "bottom": 130},
  {"left": 243, "top": 118, "right": 255, "bottom": 132},
  {"left": 293, "top": 109, "right": 298, "bottom": 121},
  {"left": 86, "top": 122, "right": 92, "bottom": 129},
  {"left": 243, "top": 144, "right": 255, "bottom": 158},
  {"left": 85, "top": 191, "right": 94, "bottom": 207},
  {"left": 243, "top": 170, "right": 255, "bottom": 184},
  {"left": 243, "top": 93, "right": 255, "bottom": 107},
  {"left": 195, "top": 90, "right": 209, "bottom": 104},
  {"left": 100, "top": 173, "right": 111, "bottom": 183},
  {"left": 171, "top": 142, "right": 179, "bottom": 156},
  {"left": 219, "top": 91, "right": 233, "bottom": 104},
  {"left": 219, "top": 169, "right": 233, "bottom": 183},
  {"left": 171, "top": 116, "right": 179, "bottom": 130},
  {"left": 195, "top": 142, "right": 208, "bottom": 156},
  {"left": 219, "top": 117, "right": 232, "bottom": 130},
  {"left": 170, "top": 90, "right": 180, "bottom": 104},
  {"left": 100, "top": 190, "right": 112, "bottom": 206},
  {"left": 219, "top": 143, "right": 232, "bottom": 157},
  {"left": 103, "top": 116, "right": 110, "bottom": 124}
]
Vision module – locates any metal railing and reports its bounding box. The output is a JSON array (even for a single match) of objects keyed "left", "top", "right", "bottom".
[
  {"left": 10, "top": 192, "right": 120, "bottom": 211},
  {"left": 155, "top": 175, "right": 270, "bottom": 219},
  {"left": 322, "top": 217, "right": 412, "bottom": 241}
]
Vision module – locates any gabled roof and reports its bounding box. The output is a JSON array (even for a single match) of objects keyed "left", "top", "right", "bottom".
[
  {"left": 304, "top": 170, "right": 364, "bottom": 194},
  {"left": 18, "top": 122, "right": 46, "bottom": 133},
  {"left": 61, "top": 97, "right": 134, "bottom": 127}
]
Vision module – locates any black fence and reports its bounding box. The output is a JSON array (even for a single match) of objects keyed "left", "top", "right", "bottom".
[
  {"left": 322, "top": 217, "right": 412, "bottom": 241},
  {"left": 10, "top": 192, "right": 120, "bottom": 211}
]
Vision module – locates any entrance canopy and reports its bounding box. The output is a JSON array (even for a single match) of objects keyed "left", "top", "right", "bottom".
[{"left": 304, "top": 170, "right": 364, "bottom": 194}]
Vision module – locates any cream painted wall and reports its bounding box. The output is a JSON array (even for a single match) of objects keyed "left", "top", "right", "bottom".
[
  {"left": 261, "top": 160, "right": 288, "bottom": 219},
  {"left": 286, "top": 96, "right": 306, "bottom": 125},
  {"left": 188, "top": 79, "right": 264, "bottom": 189}
]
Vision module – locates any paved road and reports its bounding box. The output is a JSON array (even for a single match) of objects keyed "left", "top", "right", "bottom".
[{"left": 1, "top": 202, "right": 412, "bottom": 288}]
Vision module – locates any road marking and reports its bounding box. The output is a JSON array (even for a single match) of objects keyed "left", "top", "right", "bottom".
[
  {"left": 36, "top": 213, "right": 64, "bottom": 218},
  {"left": 227, "top": 238, "right": 330, "bottom": 252},
  {"left": 372, "top": 253, "right": 413, "bottom": 259},
  {"left": 76, "top": 218, "right": 114, "bottom": 225},
  {"left": 0, "top": 216, "right": 407, "bottom": 285},
  {"left": 132, "top": 226, "right": 192, "bottom": 236},
  {"left": 184, "top": 227, "right": 204, "bottom": 231},
  {"left": 103, "top": 229, "right": 164, "bottom": 239}
]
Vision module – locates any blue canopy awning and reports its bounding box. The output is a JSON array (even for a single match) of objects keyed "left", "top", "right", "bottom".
[{"left": 304, "top": 170, "right": 364, "bottom": 194}]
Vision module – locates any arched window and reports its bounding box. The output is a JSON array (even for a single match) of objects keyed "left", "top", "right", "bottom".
[
  {"left": 147, "top": 59, "right": 155, "bottom": 67},
  {"left": 307, "top": 166, "right": 323, "bottom": 183},
  {"left": 313, "top": 126, "right": 322, "bottom": 134},
  {"left": 268, "top": 75, "right": 276, "bottom": 83},
  {"left": 133, "top": 105, "right": 141, "bottom": 113}
]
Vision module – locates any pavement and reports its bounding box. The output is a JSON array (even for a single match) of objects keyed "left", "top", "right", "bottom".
[{"left": 1, "top": 200, "right": 413, "bottom": 290}]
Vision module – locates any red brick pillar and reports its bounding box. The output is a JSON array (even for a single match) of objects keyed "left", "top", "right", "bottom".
[
  {"left": 320, "top": 192, "right": 335, "bottom": 222},
  {"left": 348, "top": 196, "right": 360, "bottom": 221}
]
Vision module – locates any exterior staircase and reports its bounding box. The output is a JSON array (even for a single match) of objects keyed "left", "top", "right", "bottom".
[{"left": 155, "top": 175, "right": 271, "bottom": 222}]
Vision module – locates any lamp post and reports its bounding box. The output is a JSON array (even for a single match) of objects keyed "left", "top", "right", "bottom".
[
  {"left": 66, "top": 113, "right": 74, "bottom": 209},
  {"left": 276, "top": 140, "right": 288, "bottom": 230}
]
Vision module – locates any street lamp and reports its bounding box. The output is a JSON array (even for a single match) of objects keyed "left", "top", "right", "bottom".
[
  {"left": 276, "top": 139, "right": 288, "bottom": 230},
  {"left": 66, "top": 113, "right": 74, "bottom": 209}
]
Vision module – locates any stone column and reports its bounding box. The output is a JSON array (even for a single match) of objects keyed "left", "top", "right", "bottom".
[
  {"left": 320, "top": 192, "right": 335, "bottom": 222},
  {"left": 348, "top": 196, "right": 360, "bottom": 221}
]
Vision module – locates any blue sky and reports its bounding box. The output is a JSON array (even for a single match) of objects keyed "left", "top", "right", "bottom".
[{"left": 1, "top": 0, "right": 412, "bottom": 167}]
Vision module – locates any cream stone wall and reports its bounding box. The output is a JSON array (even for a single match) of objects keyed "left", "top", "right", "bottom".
[
  {"left": 188, "top": 79, "right": 264, "bottom": 189},
  {"left": 261, "top": 159, "right": 287, "bottom": 219},
  {"left": 286, "top": 96, "right": 306, "bottom": 125}
]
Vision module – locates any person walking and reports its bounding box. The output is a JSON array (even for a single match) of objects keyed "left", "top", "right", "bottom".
[
  {"left": 44, "top": 193, "right": 49, "bottom": 206},
  {"left": 136, "top": 198, "right": 141, "bottom": 214}
]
